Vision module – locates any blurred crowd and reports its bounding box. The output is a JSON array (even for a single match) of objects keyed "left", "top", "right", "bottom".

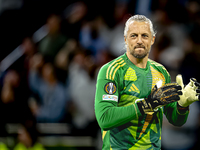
[{"left": 0, "top": 0, "right": 200, "bottom": 149}]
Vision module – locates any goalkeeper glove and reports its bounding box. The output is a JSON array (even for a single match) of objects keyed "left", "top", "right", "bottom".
[
  {"left": 136, "top": 82, "right": 182, "bottom": 114},
  {"left": 176, "top": 74, "right": 200, "bottom": 107}
]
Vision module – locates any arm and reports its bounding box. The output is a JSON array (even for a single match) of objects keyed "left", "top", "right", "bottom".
[
  {"left": 28, "top": 53, "right": 44, "bottom": 94},
  {"left": 95, "top": 78, "right": 142, "bottom": 131},
  {"left": 163, "top": 74, "right": 189, "bottom": 127},
  {"left": 164, "top": 102, "right": 189, "bottom": 127},
  {"left": 164, "top": 74, "right": 200, "bottom": 127}
]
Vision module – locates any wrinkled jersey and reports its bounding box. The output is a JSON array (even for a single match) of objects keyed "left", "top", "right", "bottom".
[{"left": 95, "top": 53, "right": 189, "bottom": 150}]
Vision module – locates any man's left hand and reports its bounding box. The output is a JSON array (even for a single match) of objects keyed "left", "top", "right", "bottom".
[{"left": 176, "top": 74, "right": 200, "bottom": 107}]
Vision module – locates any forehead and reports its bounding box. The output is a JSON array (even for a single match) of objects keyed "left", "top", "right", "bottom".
[{"left": 128, "top": 21, "right": 151, "bottom": 34}]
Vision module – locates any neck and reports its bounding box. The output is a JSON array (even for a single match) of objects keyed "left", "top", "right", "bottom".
[{"left": 126, "top": 52, "right": 148, "bottom": 68}]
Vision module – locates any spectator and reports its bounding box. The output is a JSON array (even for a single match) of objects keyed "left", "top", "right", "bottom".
[
  {"left": 0, "top": 69, "right": 33, "bottom": 136},
  {"left": 101, "top": 0, "right": 129, "bottom": 57},
  {"left": 61, "top": 1, "right": 88, "bottom": 40},
  {"left": 67, "top": 50, "right": 99, "bottom": 137},
  {"left": 28, "top": 53, "right": 69, "bottom": 123},
  {"left": 179, "top": 6, "right": 200, "bottom": 83},
  {"left": 12, "top": 36, "right": 38, "bottom": 85},
  {"left": 79, "top": 15, "right": 108, "bottom": 57},
  {"left": 54, "top": 38, "right": 80, "bottom": 83},
  {"left": 38, "top": 14, "right": 67, "bottom": 63}
]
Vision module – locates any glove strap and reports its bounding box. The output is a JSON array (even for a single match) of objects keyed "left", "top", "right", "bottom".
[
  {"left": 177, "top": 102, "right": 189, "bottom": 114},
  {"left": 136, "top": 98, "right": 154, "bottom": 115}
]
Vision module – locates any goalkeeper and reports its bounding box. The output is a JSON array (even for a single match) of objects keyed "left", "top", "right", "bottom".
[{"left": 94, "top": 14, "right": 200, "bottom": 150}]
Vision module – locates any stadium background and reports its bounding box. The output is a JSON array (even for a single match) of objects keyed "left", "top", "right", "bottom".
[{"left": 0, "top": 0, "right": 199, "bottom": 149}]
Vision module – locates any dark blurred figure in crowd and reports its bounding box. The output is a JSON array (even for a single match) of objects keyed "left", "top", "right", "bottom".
[
  {"left": 61, "top": 1, "right": 88, "bottom": 41},
  {"left": 21, "top": 37, "right": 38, "bottom": 72},
  {"left": 67, "top": 50, "right": 99, "bottom": 137},
  {"left": 13, "top": 120, "right": 45, "bottom": 150},
  {"left": 0, "top": 69, "right": 34, "bottom": 136},
  {"left": 38, "top": 14, "right": 67, "bottom": 63},
  {"left": 13, "top": 37, "right": 38, "bottom": 85},
  {"left": 54, "top": 38, "right": 80, "bottom": 84},
  {"left": 179, "top": 0, "right": 200, "bottom": 84},
  {"left": 28, "top": 53, "right": 70, "bottom": 123},
  {"left": 95, "top": 0, "right": 129, "bottom": 58},
  {"left": 79, "top": 15, "right": 108, "bottom": 57}
]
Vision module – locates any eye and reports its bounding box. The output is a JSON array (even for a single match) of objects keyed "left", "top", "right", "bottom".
[
  {"left": 142, "top": 34, "right": 148, "bottom": 38},
  {"left": 131, "top": 34, "right": 137, "bottom": 38}
]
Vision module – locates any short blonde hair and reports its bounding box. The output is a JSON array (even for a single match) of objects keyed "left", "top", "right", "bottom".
[{"left": 124, "top": 15, "right": 156, "bottom": 37}]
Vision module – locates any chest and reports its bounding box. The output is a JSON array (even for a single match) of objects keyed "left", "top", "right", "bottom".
[{"left": 118, "top": 66, "right": 165, "bottom": 106}]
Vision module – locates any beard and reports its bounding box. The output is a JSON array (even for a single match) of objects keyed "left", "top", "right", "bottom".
[{"left": 128, "top": 45, "right": 149, "bottom": 59}]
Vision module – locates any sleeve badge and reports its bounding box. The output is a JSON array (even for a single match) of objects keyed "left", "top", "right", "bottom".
[{"left": 104, "top": 82, "right": 117, "bottom": 94}]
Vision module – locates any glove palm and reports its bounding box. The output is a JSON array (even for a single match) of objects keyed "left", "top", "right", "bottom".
[{"left": 176, "top": 74, "right": 200, "bottom": 107}]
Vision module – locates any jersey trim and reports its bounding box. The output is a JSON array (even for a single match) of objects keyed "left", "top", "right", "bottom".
[
  {"left": 139, "top": 114, "right": 153, "bottom": 139},
  {"left": 106, "top": 58, "right": 126, "bottom": 80},
  {"left": 102, "top": 131, "right": 107, "bottom": 140},
  {"left": 133, "top": 104, "right": 139, "bottom": 118}
]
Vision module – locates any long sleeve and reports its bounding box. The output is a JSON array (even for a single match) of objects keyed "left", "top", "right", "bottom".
[
  {"left": 164, "top": 102, "right": 189, "bottom": 127},
  {"left": 95, "top": 78, "right": 142, "bottom": 131}
]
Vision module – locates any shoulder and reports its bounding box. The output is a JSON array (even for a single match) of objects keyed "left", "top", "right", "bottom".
[
  {"left": 97, "top": 55, "right": 127, "bottom": 81},
  {"left": 148, "top": 59, "right": 164, "bottom": 67},
  {"left": 148, "top": 59, "right": 168, "bottom": 72},
  {"left": 148, "top": 59, "right": 171, "bottom": 81}
]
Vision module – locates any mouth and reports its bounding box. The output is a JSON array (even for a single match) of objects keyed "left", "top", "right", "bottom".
[
  {"left": 134, "top": 47, "right": 145, "bottom": 51},
  {"left": 134, "top": 46, "right": 145, "bottom": 50},
  {"left": 135, "top": 47, "right": 144, "bottom": 50}
]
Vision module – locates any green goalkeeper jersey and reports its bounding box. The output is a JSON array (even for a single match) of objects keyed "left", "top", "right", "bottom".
[{"left": 95, "top": 53, "right": 189, "bottom": 150}]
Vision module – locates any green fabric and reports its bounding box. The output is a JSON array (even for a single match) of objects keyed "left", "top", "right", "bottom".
[
  {"left": 0, "top": 142, "right": 9, "bottom": 150},
  {"left": 13, "top": 143, "right": 45, "bottom": 150},
  {"left": 95, "top": 53, "right": 189, "bottom": 150}
]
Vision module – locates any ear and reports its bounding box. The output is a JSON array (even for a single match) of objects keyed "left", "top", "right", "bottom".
[
  {"left": 124, "top": 36, "right": 127, "bottom": 44},
  {"left": 151, "top": 36, "right": 155, "bottom": 45}
]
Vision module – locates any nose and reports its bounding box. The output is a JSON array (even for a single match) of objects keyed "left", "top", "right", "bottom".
[{"left": 137, "top": 36, "right": 143, "bottom": 44}]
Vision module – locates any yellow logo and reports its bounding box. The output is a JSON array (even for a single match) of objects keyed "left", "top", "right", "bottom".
[
  {"left": 124, "top": 67, "right": 137, "bottom": 81},
  {"left": 128, "top": 83, "right": 140, "bottom": 93}
]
